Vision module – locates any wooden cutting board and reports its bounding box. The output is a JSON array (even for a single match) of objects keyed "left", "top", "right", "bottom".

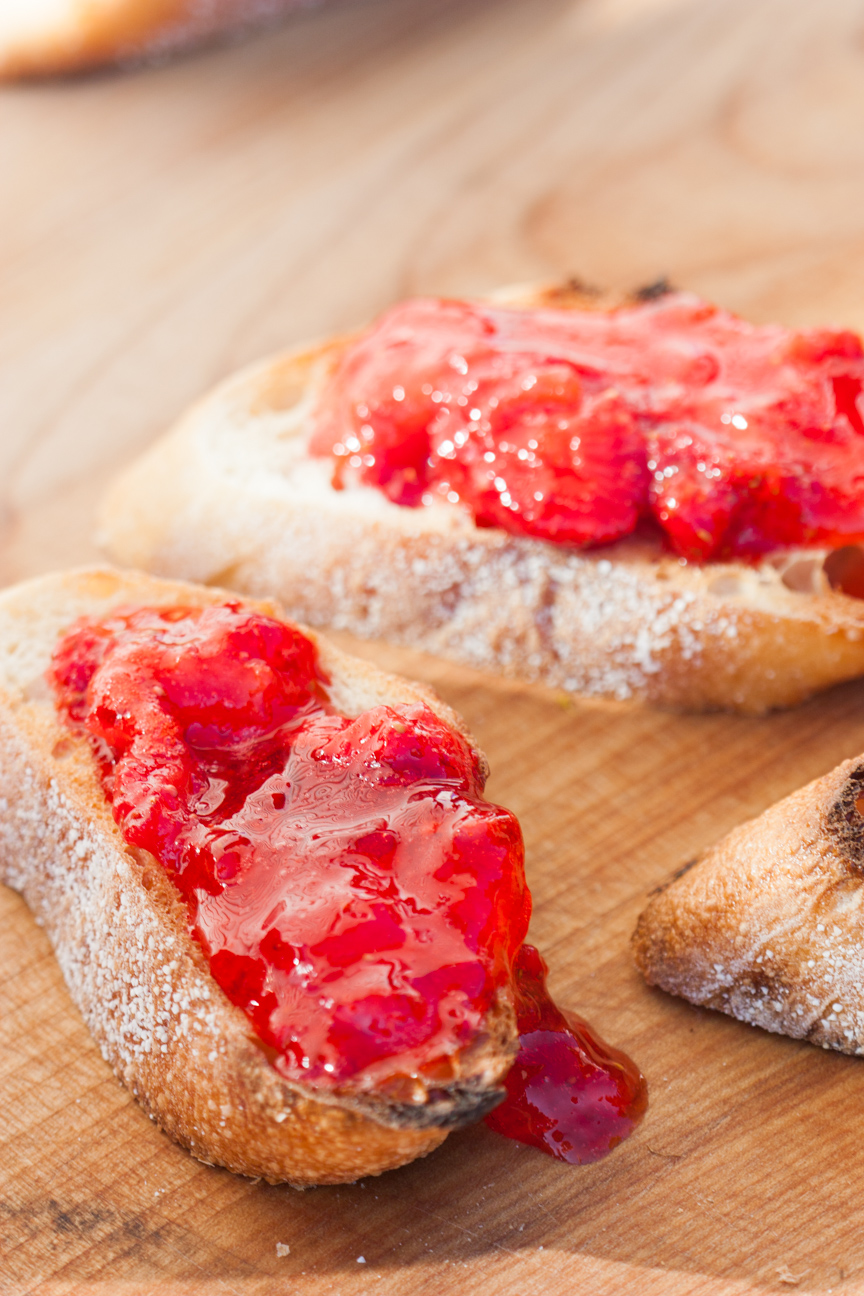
[{"left": 4, "top": 0, "right": 864, "bottom": 1291}]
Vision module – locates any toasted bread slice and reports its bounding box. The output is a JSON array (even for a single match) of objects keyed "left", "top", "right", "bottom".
[
  {"left": 632, "top": 755, "right": 864, "bottom": 1054},
  {"left": 0, "top": 566, "right": 517, "bottom": 1185},
  {"left": 97, "top": 282, "right": 864, "bottom": 715},
  {"left": 0, "top": 0, "right": 297, "bottom": 78}
]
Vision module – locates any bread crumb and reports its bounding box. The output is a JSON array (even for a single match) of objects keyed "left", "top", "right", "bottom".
[
  {"left": 276, "top": 1243, "right": 290, "bottom": 1257},
  {"left": 776, "top": 1264, "right": 808, "bottom": 1286}
]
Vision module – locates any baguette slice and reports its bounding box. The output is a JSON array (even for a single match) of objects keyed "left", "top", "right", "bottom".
[
  {"left": 0, "top": 0, "right": 301, "bottom": 79},
  {"left": 632, "top": 755, "right": 864, "bottom": 1054},
  {"left": 0, "top": 566, "right": 518, "bottom": 1185},
  {"left": 97, "top": 283, "right": 864, "bottom": 715}
]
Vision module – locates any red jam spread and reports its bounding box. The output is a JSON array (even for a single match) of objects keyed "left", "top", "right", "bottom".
[
  {"left": 485, "top": 944, "right": 647, "bottom": 1163},
  {"left": 309, "top": 294, "right": 864, "bottom": 562},
  {"left": 49, "top": 603, "right": 530, "bottom": 1092},
  {"left": 48, "top": 602, "right": 646, "bottom": 1161}
]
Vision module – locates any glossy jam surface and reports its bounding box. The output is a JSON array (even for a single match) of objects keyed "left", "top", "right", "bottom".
[
  {"left": 485, "top": 944, "right": 647, "bottom": 1163},
  {"left": 49, "top": 603, "right": 531, "bottom": 1092},
  {"left": 309, "top": 294, "right": 864, "bottom": 561}
]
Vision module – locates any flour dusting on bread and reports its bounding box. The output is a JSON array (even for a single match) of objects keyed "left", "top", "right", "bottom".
[{"left": 633, "top": 756, "right": 864, "bottom": 1053}]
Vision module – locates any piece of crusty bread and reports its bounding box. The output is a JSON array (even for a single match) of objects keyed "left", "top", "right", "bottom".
[
  {"left": 0, "top": 0, "right": 301, "bottom": 78},
  {"left": 633, "top": 755, "right": 864, "bottom": 1054},
  {"left": 0, "top": 566, "right": 517, "bottom": 1185},
  {"left": 97, "top": 282, "right": 864, "bottom": 715}
]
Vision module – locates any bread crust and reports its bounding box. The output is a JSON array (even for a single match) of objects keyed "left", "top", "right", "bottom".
[
  {"left": 0, "top": 566, "right": 517, "bottom": 1184},
  {"left": 98, "top": 288, "right": 864, "bottom": 714},
  {"left": 0, "top": 0, "right": 297, "bottom": 79},
  {"left": 632, "top": 756, "right": 864, "bottom": 1054}
]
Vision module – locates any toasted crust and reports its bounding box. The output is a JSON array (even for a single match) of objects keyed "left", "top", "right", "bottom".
[
  {"left": 98, "top": 285, "right": 864, "bottom": 714},
  {"left": 0, "top": 566, "right": 517, "bottom": 1184},
  {"left": 0, "top": 0, "right": 297, "bottom": 79},
  {"left": 632, "top": 756, "right": 864, "bottom": 1053}
]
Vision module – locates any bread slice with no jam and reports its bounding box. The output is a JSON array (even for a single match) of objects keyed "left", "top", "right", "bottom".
[
  {"left": 633, "top": 754, "right": 864, "bottom": 1054},
  {"left": 0, "top": 566, "right": 517, "bottom": 1185},
  {"left": 97, "top": 283, "right": 864, "bottom": 715}
]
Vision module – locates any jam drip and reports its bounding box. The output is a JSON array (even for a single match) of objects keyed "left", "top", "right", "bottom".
[
  {"left": 309, "top": 294, "right": 864, "bottom": 562},
  {"left": 485, "top": 944, "right": 647, "bottom": 1163},
  {"left": 49, "top": 604, "right": 531, "bottom": 1092}
]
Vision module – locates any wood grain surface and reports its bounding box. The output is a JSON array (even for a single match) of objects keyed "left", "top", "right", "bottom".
[{"left": 4, "top": 0, "right": 864, "bottom": 1292}]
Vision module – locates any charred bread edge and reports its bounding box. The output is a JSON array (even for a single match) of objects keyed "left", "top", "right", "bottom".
[{"left": 0, "top": 566, "right": 517, "bottom": 1185}]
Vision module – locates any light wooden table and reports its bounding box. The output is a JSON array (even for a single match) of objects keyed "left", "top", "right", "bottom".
[{"left": 4, "top": 0, "right": 864, "bottom": 1291}]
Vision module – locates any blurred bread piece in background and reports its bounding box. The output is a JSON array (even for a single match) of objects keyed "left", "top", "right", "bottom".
[{"left": 0, "top": 0, "right": 307, "bottom": 77}]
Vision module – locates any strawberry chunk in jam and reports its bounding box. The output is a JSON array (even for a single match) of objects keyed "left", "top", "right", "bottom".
[
  {"left": 309, "top": 294, "right": 864, "bottom": 561},
  {"left": 49, "top": 603, "right": 531, "bottom": 1092}
]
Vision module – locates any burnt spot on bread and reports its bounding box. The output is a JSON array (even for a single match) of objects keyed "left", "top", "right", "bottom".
[
  {"left": 827, "top": 765, "right": 864, "bottom": 871},
  {"left": 730, "top": 964, "right": 779, "bottom": 1001},
  {"left": 633, "top": 278, "right": 674, "bottom": 302},
  {"left": 647, "top": 856, "right": 700, "bottom": 897},
  {"left": 339, "top": 994, "right": 516, "bottom": 1131},
  {"left": 352, "top": 1078, "right": 508, "bottom": 1131},
  {"left": 544, "top": 276, "right": 602, "bottom": 303}
]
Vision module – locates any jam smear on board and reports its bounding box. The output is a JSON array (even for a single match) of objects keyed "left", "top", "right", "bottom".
[
  {"left": 485, "top": 944, "right": 647, "bottom": 1163},
  {"left": 309, "top": 294, "right": 864, "bottom": 563},
  {"left": 49, "top": 602, "right": 646, "bottom": 1158}
]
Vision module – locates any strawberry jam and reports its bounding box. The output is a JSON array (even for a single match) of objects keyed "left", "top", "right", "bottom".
[
  {"left": 309, "top": 294, "right": 864, "bottom": 561},
  {"left": 49, "top": 603, "right": 531, "bottom": 1092},
  {"left": 485, "top": 945, "right": 647, "bottom": 1163}
]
